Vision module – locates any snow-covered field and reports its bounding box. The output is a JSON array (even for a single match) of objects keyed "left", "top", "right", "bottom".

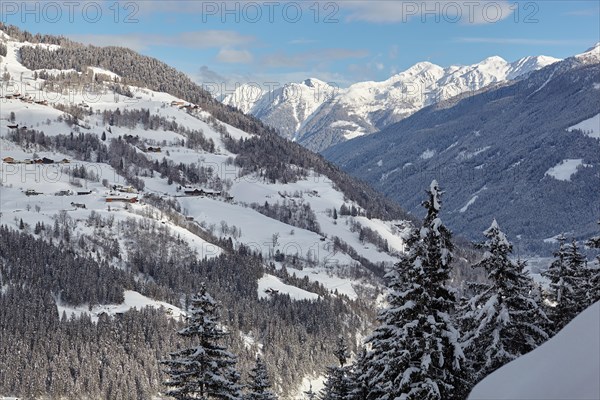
[
  {"left": 56, "top": 290, "right": 185, "bottom": 322},
  {"left": 1, "top": 34, "right": 405, "bottom": 318},
  {"left": 258, "top": 274, "right": 320, "bottom": 301},
  {"left": 544, "top": 158, "right": 591, "bottom": 181},
  {"left": 568, "top": 113, "right": 600, "bottom": 139},
  {"left": 469, "top": 301, "right": 600, "bottom": 400}
]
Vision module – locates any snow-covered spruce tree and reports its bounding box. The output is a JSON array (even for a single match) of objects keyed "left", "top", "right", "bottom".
[
  {"left": 541, "top": 235, "right": 587, "bottom": 330},
  {"left": 564, "top": 239, "right": 597, "bottom": 309},
  {"left": 162, "top": 284, "right": 243, "bottom": 400},
  {"left": 320, "top": 336, "right": 351, "bottom": 400},
  {"left": 461, "top": 220, "right": 550, "bottom": 382},
  {"left": 588, "top": 221, "right": 600, "bottom": 251},
  {"left": 245, "top": 357, "right": 277, "bottom": 400},
  {"left": 348, "top": 347, "right": 368, "bottom": 400},
  {"left": 586, "top": 221, "right": 600, "bottom": 304},
  {"left": 361, "top": 180, "right": 465, "bottom": 400}
]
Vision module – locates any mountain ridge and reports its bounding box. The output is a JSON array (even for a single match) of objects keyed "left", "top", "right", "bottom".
[
  {"left": 322, "top": 52, "right": 600, "bottom": 252},
  {"left": 222, "top": 52, "right": 562, "bottom": 151}
]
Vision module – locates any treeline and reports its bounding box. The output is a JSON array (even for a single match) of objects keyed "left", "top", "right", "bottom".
[
  {"left": 250, "top": 200, "right": 321, "bottom": 234},
  {"left": 14, "top": 28, "right": 273, "bottom": 138},
  {"left": 5, "top": 127, "right": 222, "bottom": 191},
  {"left": 0, "top": 214, "right": 374, "bottom": 398},
  {"left": 226, "top": 131, "right": 413, "bottom": 222},
  {"left": 0, "top": 22, "right": 70, "bottom": 45},
  {"left": 0, "top": 225, "right": 127, "bottom": 306},
  {"left": 0, "top": 289, "right": 181, "bottom": 400}
]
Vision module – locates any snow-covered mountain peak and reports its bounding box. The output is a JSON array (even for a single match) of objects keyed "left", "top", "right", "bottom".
[
  {"left": 478, "top": 55, "right": 508, "bottom": 66},
  {"left": 583, "top": 42, "right": 600, "bottom": 53},
  {"left": 222, "top": 84, "right": 265, "bottom": 113},
  {"left": 576, "top": 42, "right": 600, "bottom": 63},
  {"left": 302, "top": 77, "right": 328, "bottom": 88},
  {"left": 511, "top": 55, "right": 561, "bottom": 70},
  {"left": 221, "top": 77, "right": 340, "bottom": 139},
  {"left": 400, "top": 61, "right": 443, "bottom": 76},
  {"left": 222, "top": 50, "right": 574, "bottom": 151},
  {"left": 507, "top": 55, "right": 561, "bottom": 79}
]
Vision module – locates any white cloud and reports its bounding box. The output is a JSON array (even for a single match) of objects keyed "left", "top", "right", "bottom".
[
  {"left": 217, "top": 48, "right": 254, "bottom": 64},
  {"left": 197, "top": 66, "right": 229, "bottom": 84},
  {"left": 341, "top": 0, "right": 515, "bottom": 24}
]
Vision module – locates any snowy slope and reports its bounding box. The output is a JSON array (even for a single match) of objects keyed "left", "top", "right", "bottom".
[
  {"left": 257, "top": 274, "right": 320, "bottom": 301},
  {"left": 575, "top": 42, "right": 600, "bottom": 64},
  {"left": 568, "top": 113, "right": 600, "bottom": 139},
  {"left": 469, "top": 301, "right": 600, "bottom": 400},
  {"left": 224, "top": 54, "right": 560, "bottom": 151},
  {"left": 0, "top": 28, "right": 420, "bottom": 400},
  {"left": 56, "top": 290, "right": 185, "bottom": 322},
  {"left": 544, "top": 159, "right": 592, "bottom": 182},
  {"left": 222, "top": 78, "right": 338, "bottom": 140},
  {"left": 323, "top": 47, "right": 600, "bottom": 250},
  {"left": 0, "top": 31, "right": 406, "bottom": 311}
]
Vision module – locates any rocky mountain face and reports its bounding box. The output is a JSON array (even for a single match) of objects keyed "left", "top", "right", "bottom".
[
  {"left": 323, "top": 44, "right": 600, "bottom": 253},
  {"left": 223, "top": 54, "right": 561, "bottom": 152}
]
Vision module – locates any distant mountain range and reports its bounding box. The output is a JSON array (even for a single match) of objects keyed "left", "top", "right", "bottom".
[
  {"left": 322, "top": 43, "right": 600, "bottom": 252},
  {"left": 222, "top": 54, "right": 561, "bottom": 151}
]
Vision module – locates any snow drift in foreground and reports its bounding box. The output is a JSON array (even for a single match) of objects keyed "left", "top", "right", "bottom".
[{"left": 469, "top": 301, "right": 600, "bottom": 400}]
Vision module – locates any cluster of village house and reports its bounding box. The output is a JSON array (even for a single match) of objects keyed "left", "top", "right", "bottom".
[
  {"left": 1, "top": 93, "right": 90, "bottom": 109},
  {"left": 18, "top": 178, "right": 227, "bottom": 205},
  {"left": 1, "top": 92, "right": 49, "bottom": 106},
  {"left": 3, "top": 156, "right": 70, "bottom": 164},
  {"left": 183, "top": 187, "right": 222, "bottom": 197},
  {"left": 24, "top": 186, "right": 139, "bottom": 204},
  {"left": 170, "top": 100, "right": 199, "bottom": 111}
]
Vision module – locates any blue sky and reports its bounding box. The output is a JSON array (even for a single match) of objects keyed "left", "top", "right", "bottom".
[{"left": 3, "top": 1, "right": 599, "bottom": 90}]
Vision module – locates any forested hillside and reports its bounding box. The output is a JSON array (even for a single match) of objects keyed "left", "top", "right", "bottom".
[
  {"left": 0, "top": 24, "right": 415, "bottom": 398},
  {"left": 324, "top": 49, "right": 600, "bottom": 253},
  {"left": 1, "top": 24, "right": 598, "bottom": 400}
]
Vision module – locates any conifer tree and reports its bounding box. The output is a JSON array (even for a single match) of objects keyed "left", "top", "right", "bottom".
[
  {"left": 245, "top": 357, "right": 277, "bottom": 400},
  {"left": 586, "top": 221, "right": 600, "bottom": 305},
  {"left": 564, "top": 239, "right": 596, "bottom": 311},
  {"left": 162, "top": 284, "right": 243, "bottom": 400},
  {"left": 348, "top": 348, "right": 368, "bottom": 400},
  {"left": 588, "top": 221, "right": 600, "bottom": 251},
  {"left": 542, "top": 235, "right": 586, "bottom": 330},
  {"left": 361, "top": 180, "right": 465, "bottom": 400},
  {"left": 320, "top": 336, "right": 351, "bottom": 400},
  {"left": 461, "top": 220, "right": 550, "bottom": 382}
]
